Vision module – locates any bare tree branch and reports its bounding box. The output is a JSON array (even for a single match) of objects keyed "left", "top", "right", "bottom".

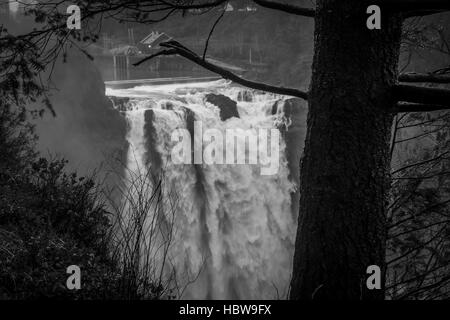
[
  {"left": 403, "top": 9, "right": 447, "bottom": 18},
  {"left": 134, "top": 49, "right": 179, "bottom": 64},
  {"left": 252, "top": 0, "right": 315, "bottom": 17},
  {"left": 376, "top": 0, "right": 450, "bottom": 11},
  {"left": 391, "top": 151, "right": 450, "bottom": 175},
  {"left": 203, "top": 5, "right": 227, "bottom": 60},
  {"left": 134, "top": 41, "right": 309, "bottom": 100},
  {"left": 393, "top": 85, "right": 450, "bottom": 110},
  {"left": 399, "top": 72, "right": 450, "bottom": 84},
  {"left": 394, "top": 102, "right": 450, "bottom": 113},
  {"left": 374, "top": 0, "right": 450, "bottom": 17},
  {"left": 156, "top": 0, "right": 228, "bottom": 10}
]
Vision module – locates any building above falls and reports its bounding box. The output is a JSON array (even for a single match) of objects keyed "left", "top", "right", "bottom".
[{"left": 139, "top": 31, "right": 173, "bottom": 53}]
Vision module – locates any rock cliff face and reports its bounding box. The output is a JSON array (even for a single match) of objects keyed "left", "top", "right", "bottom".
[
  {"left": 205, "top": 93, "right": 240, "bottom": 121},
  {"left": 34, "top": 53, "right": 128, "bottom": 176}
]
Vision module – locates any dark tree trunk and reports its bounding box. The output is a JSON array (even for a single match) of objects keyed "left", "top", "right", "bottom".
[{"left": 290, "top": 1, "right": 402, "bottom": 300}]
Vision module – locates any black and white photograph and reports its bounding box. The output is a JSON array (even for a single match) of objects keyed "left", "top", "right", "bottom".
[{"left": 0, "top": 0, "right": 450, "bottom": 307}]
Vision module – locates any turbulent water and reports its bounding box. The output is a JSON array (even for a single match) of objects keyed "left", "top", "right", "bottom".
[{"left": 107, "top": 80, "right": 298, "bottom": 299}]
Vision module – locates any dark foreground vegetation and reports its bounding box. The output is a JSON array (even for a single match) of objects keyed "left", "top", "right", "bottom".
[
  {"left": 0, "top": 102, "right": 117, "bottom": 298},
  {"left": 0, "top": 101, "right": 172, "bottom": 299}
]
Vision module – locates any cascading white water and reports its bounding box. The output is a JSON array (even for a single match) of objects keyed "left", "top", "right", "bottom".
[
  {"left": 107, "top": 80, "right": 297, "bottom": 299},
  {"left": 125, "top": 108, "right": 147, "bottom": 177}
]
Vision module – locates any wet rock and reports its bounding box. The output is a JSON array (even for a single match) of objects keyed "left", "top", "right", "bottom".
[
  {"left": 144, "top": 109, "right": 163, "bottom": 172},
  {"left": 161, "top": 101, "right": 175, "bottom": 110},
  {"left": 205, "top": 93, "right": 240, "bottom": 121},
  {"left": 271, "top": 100, "right": 279, "bottom": 116}
]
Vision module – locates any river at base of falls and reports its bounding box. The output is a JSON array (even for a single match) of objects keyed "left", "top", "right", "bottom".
[{"left": 107, "top": 80, "right": 299, "bottom": 299}]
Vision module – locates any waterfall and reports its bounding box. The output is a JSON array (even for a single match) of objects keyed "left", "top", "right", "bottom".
[
  {"left": 107, "top": 80, "right": 299, "bottom": 299},
  {"left": 125, "top": 108, "right": 147, "bottom": 176}
]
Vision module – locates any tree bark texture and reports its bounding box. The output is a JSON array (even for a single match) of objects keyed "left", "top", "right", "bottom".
[{"left": 290, "top": 0, "right": 402, "bottom": 300}]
